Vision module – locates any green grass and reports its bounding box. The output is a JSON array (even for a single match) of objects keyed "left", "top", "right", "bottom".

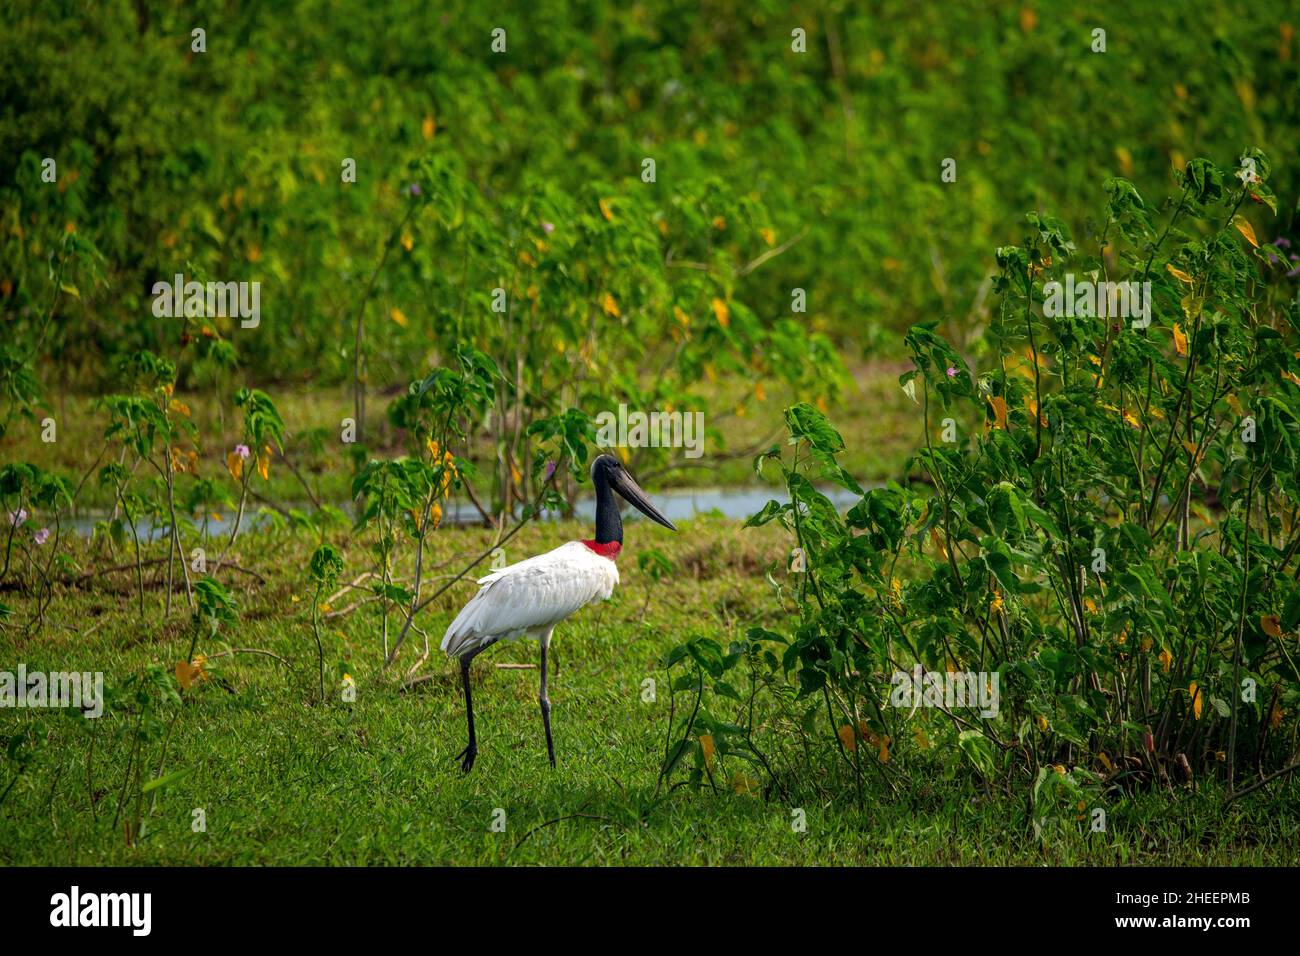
[{"left": 2, "top": 517, "right": 1297, "bottom": 865}]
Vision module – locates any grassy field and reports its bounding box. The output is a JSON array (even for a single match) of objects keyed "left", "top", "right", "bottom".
[{"left": 2, "top": 517, "right": 1297, "bottom": 866}]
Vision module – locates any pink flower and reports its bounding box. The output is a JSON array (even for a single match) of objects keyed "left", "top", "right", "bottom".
[
  {"left": 946, "top": 366, "right": 958, "bottom": 378},
  {"left": 541, "top": 221, "right": 555, "bottom": 235},
  {"left": 234, "top": 444, "right": 251, "bottom": 459},
  {"left": 33, "top": 527, "right": 50, "bottom": 546},
  {"left": 8, "top": 508, "right": 27, "bottom": 527}
]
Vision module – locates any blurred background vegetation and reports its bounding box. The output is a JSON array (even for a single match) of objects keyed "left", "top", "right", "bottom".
[{"left": 1, "top": 0, "right": 1297, "bottom": 495}]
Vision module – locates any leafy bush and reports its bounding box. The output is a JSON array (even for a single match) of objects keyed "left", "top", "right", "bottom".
[{"left": 664, "top": 153, "right": 1300, "bottom": 818}]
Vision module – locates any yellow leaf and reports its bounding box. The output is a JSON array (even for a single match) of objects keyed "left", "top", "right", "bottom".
[
  {"left": 175, "top": 658, "right": 206, "bottom": 691},
  {"left": 226, "top": 452, "right": 243, "bottom": 481},
  {"left": 318, "top": 603, "right": 332, "bottom": 614},
  {"left": 1261, "top": 614, "right": 1282, "bottom": 638},
  {"left": 1035, "top": 714, "right": 1048, "bottom": 732},
  {"left": 837, "top": 724, "right": 858, "bottom": 752},
  {"left": 989, "top": 590, "right": 1004, "bottom": 614},
  {"left": 400, "top": 231, "right": 413, "bottom": 252},
  {"left": 759, "top": 227, "right": 775, "bottom": 246},
  {"left": 599, "top": 198, "right": 614, "bottom": 222},
  {"left": 1165, "top": 264, "right": 1194, "bottom": 284},
  {"left": 421, "top": 114, "right": 436, "bottom": 140},
  {"left": 877, "top": 734, "right": 890, "bottom": 763},
  {"left": 390, "top": 307, "right": 408, "bottom": 328},
  {"left": 1158, "top": 646, "right": 1173, "bottom": 672},
  {"left": 1098, "top": 751, "right": 1114, "bottom": 772},
  {"left": 1123, "top": 410, "right": 1141, "bottom": 430},
  {"left": 429, "top": 501, "right": 443, "bottom": 530},
  {"left": 929, "top": 526, "right": 948, "bottom": 560},
  {"left": 60, "top": 283, "right": 81, "bottom": 300},
  {"left": 1181, "top": 293, "right": 1203, "bottom": 322},
  {"left": 673, "top": 306, "right": 690, "bottom": 328},
  {"left": 1084, "top": 597, "right": 1098, "bottom": 615},
  {"left": 754, "top": 380, "right": 766, "bottom": 402},
  {"left": 1189, "top": 682, "right": 1203, "bottom": 720},
  {"left": 1232, "top": 215, "right": 1259, "bottom": 247},
  {"left": 1282, "top": 370, "right": 1300, "bottom": 388},
  {"left": 711, "top": 297, "right": 730, "bottom": 328},
  {"left": 1115, "top": 145, "right": 1133, "bottom": 176},
  {"left": 1140, "top": 635, "right": 1153, "bottom": 652},
  {"left": 988, "top": 395, "right": 1008, "bottom": 430},
  {"left": 699, "top": 733, "right": 715, "bottom": 766},
  {"left": 601, "top": 293, "right": 620, "bottom": 318},
  {"left": 1024, "top": 394, "right": 1047, "bottom": 427},
  {"left": 1172, "top": 323, "right": 1188, "bottom": 357},
  {"left": 257, "top": 447, "right": 270, "bottom": 481},
  {"left": 712, "top": 216, "right": 726, "bottom": 231}
]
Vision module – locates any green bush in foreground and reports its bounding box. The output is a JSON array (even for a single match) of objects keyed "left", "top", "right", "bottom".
[{"left": 665, "top": 153, "right": 1300, "bottom": 834}]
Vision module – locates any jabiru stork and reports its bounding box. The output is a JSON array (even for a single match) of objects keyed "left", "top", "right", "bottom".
[{"left": 441, "top": 454, "right": 677, "bottom": 772}]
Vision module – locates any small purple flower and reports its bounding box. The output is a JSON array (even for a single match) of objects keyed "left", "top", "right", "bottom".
[
  {"left": 234, "top": 444, "right": 251, "bottom": 459},
  {"left": 33, "top": 527, "right": 50, "bottom": 546},
  {"left": 946, "top": 366, "right": 958, "bottom": 378},
  {"left": 545, "top": 460, "right": 557, "bottom": 480},
  {"left": 404, "top": 182, "right": 422, "bottom": 197},
  {"left": 8, "top": 508, "right": 27, "bottom": 527},
  {"left": 1275, "top": 237, "right": 1291, "bottom": 248},
  {"left": 541, "top": 221, "right": 555, "bottom": 235}
]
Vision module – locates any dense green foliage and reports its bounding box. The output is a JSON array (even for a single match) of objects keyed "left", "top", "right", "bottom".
[
  {"left": 4, "top": 0, "right": 1296, "bottom": 386},
  {"left": 663, "top": 160, "right": 1300, "bottom": 834}
]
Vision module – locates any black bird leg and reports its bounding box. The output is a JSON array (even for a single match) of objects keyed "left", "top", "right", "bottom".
[
  {"left": 455, "top": 655, "right": 477, "bottom": 772},
  {"left": 539, "top": 629, "right": 556, "bottom": 767}
]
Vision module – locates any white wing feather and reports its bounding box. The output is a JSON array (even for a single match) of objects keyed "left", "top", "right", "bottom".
[{"left": 440, "top": 541, "right": 619, "bottom": 657}]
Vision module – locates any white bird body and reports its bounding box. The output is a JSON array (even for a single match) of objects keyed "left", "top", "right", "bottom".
[
  {"left": 441, "top": 541, "right": 620, "bottom": 658},
  {"left": 440, "top": 454, "right": 675, "bottom": 772}
]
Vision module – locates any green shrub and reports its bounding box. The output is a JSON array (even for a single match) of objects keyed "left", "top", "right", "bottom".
[{"left": 664, "top": 153, "right": 1300, "bottom": 817}]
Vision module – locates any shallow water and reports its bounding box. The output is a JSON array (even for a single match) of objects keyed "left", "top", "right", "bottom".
[{"left": 64, "top": 484, "right": 869, "bottom": 538}]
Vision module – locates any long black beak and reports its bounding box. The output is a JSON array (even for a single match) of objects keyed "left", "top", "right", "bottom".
[{"left": 611, "top": 466, "right": 677, "bottom": 531}]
